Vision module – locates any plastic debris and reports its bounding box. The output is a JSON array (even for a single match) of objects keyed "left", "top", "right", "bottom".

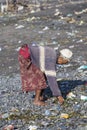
[
  {"left": 31, "top": 17, "right": 36, "bottom": 21},
  {"left": 28, "top": 125, "right": 37, "bottom": 130},
  {"left": 77, "top": 39, "right": 83, "bottom": 43},
  {"left": 74, "top": 8, "right": 87, "bottom": 15},
  {"left": 17, "top": 5, "right": 24, "bottom": 11},
  {"left": 67, "top": 92, "right": 76, "bottom": 99},
  {"left": 78, "top": 65, "right": 87, "bottom": 70},
  {"left": 43, "top": 26, "right": 49, "bottom": 31},
  {"left": 79, "top": 20, "right": 84, "bottom": 25},
  {"left": 67, "top": 13, "right": 73, "bottom": 17},
  {"left": 54, "top": 9, "right": 60, "bottom": 16},
  {"left": 45, "top": 110, "right": 51, "bottom": 116},
  {"left": 15, "top": 47, "right": 21, "bottom": 51},
  {"left": 1, "top": 113, "right": 9, "bottom": 119},
  {"left": 30, "top": 10, "right": 35, "bottom": 13},
  {"left": 81, "top": 95, "right": 87, "bottom": 101},
  {"left": 67, "top": 18, "right": 76, "bottom": 23},
  {"left": 18, "top": 41, "right": 22, "bottom": 43},
  {"left": 0, "top": 47, "right": 2, "bottom": 51},
  {"left": 60, "top": 113, "right": 69, "bottom": 119},
  {"left": 15, "top": 25, "right": 24, "bottom": 29}
]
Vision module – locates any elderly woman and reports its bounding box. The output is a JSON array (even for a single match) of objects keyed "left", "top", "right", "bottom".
[
  {"left": 18, "top": 44, "right": 47, "bottom": 106},
  {"left": 18, "top": 44, "right": 73, "bottom": 106}
]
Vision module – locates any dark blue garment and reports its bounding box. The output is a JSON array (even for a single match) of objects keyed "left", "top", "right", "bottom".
[{"left": 43, "top": 80, "right": 85, "bottom": 99}]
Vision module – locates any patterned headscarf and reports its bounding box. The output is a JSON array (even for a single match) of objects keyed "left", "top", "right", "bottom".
[{"left": 19, "top": 44, "right": 30, "bottom": 59}]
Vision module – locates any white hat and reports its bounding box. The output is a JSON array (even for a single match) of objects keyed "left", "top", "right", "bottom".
[{"left": 60, "top": 49, "right": 73, "bottom": 59}]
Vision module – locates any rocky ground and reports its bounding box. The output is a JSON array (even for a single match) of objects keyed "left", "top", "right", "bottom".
[{"left": 0, "top": 0, "right": 87, "bottom": 130}]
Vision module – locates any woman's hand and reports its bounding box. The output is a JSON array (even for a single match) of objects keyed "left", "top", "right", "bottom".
[{"left": 58, "top": 96, "right": 64, "bottom": 104}]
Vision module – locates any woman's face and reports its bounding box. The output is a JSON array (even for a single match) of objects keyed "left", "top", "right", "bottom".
[{"left": 57, "top": 56, "right": 69, "bottom": 64}]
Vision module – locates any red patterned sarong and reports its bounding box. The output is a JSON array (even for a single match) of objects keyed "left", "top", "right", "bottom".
[{"left": 18, "top": 55, "right": 47, "bottom": 92}]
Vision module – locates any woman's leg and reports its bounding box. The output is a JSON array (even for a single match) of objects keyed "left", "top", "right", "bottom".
[{"left": 33, "top": 89, "right": 46, "bottom": 106}]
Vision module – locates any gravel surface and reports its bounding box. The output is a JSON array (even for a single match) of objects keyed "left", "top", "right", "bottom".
[{"left": 0, "top": 0, "right": 87, "bottom": 130}]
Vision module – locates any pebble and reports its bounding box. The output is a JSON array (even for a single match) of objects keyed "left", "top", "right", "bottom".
[{"left": 0, "top": 70, "right": 87, "bottom": 130}]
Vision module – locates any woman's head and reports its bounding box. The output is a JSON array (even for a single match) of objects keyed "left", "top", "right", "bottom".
[{"left": 57, "top": 49, "right": 73, "bottom": 64}]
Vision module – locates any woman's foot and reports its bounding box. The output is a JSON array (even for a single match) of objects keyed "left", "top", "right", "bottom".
[
  {"left": 33, "top": 100, "right": 46, "bottom": 106},
  {"left": 32, "top": 95, "right": 44, "bottom": 101},
  {"left": 34, "top": 90, "right": 47, "bottom": 106}
]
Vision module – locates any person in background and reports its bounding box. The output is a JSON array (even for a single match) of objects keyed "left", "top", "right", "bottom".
[{"left": 18, "top": 44, "right": 73, "bottom": 105}]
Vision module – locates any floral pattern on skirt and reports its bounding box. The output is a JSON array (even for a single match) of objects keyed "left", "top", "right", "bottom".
[{"left": 18, "top": 55, "right": 47, "bottom": 92}]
